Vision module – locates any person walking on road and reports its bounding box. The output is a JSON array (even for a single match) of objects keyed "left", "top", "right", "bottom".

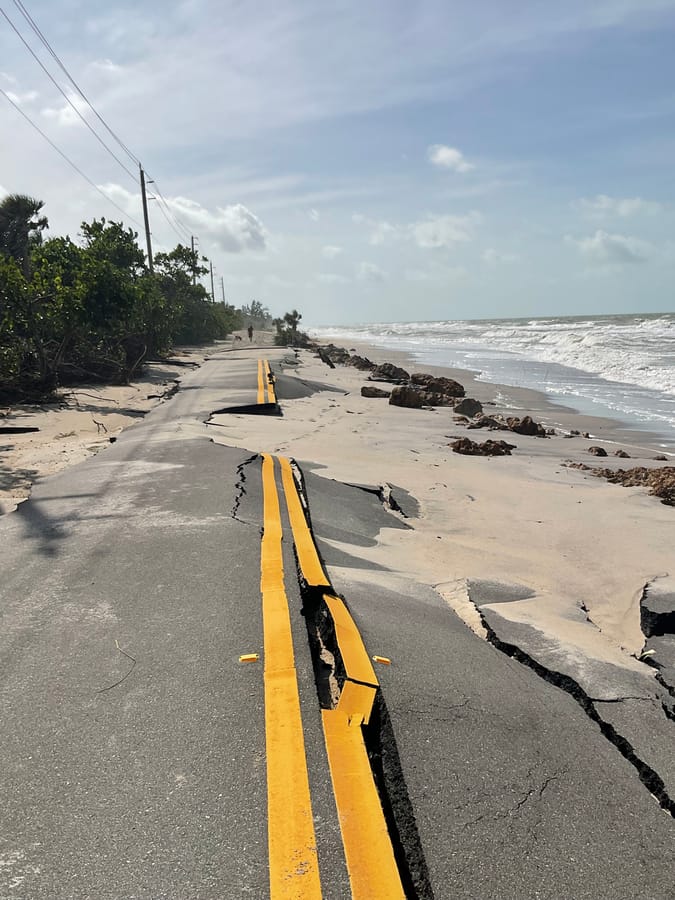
[{"left": 247, "top": 325, "right": 254, "bottom": 342}]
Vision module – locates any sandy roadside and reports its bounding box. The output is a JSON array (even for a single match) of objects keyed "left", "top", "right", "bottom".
[
  {"left": 210, "top": 340, "right": 674, "bottom": 693},
  {"left": 0, "top": 344, "right": 214, "bottom": 515}
]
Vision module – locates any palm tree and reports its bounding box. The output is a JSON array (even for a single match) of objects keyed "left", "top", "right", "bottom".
[{"left": 0, "top": 193, "right": 48, "bottom": 276}]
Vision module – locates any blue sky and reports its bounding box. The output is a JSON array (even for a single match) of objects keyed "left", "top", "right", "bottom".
[{"left": 1, "top": 0, "right": 674, "bottom": 325}]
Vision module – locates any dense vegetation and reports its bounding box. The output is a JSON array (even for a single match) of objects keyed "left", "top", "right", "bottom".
[
  {"left": 0, "top": 193, "right": 242, "bottom": 401},
  {"left": 273, "top": 309, "right": 310, "bottom": 346}
]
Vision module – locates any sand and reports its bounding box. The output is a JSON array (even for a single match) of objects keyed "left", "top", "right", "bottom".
[
  {"left": 3, "top": 333, "right": 674, "bottom": 693},
  {"left": 0, "top": 346, "right": 210, "bottom": 515}
]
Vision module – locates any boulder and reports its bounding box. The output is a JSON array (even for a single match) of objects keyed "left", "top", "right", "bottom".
[
  {"left": 654, "top": 455, "right": 668, "bottom": 462},
  {"left": 411, "top": 373, "right": 465, "bottom": 397},
  {"left": 348, "top": 355, "right": 376, "bottom": 371},
  {"left": 614, "top": 450, "right": 631, "bottom": 458},
  {"left": 450, "top": 437, "right": 516, "bottom": 456},
  {"left": 370, "top": 362, "right": 410, "bottom": 383},
  {"left": 506, "top": 415, "right": 548, "bottom": 437},
  {"left": 389, "top": 385, "right": 424, "bottom": 408},
  {"left": 454, "top": 397, "right": 483, "bottom": 418},
  {"left": 420, "top": 391, "right": 455, "bottom": 407},
  {"left": 467, "top": 415, "right": 508, "bottom": 431},
  {"left": 361, "top": 385, "right": 391, "bottom": 399},
  {"left": 588, "top": 446, "right": 608, "bottom": 457}
]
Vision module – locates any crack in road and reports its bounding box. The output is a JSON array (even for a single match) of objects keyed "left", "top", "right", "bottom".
[
  {"left": 229, "top": 452, "right": 258, "bottom": 523},
  {"left": 470, "top": 610, "right": 675, "bottom": 818}
]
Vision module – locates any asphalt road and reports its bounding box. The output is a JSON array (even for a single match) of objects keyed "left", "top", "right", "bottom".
[{"left": 1, "top": 349, "right": 674, "bottom": 899}]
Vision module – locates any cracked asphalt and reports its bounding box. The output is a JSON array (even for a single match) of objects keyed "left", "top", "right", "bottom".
[{"left": 1, "top": 351, "right": 675, "bottom": 899}]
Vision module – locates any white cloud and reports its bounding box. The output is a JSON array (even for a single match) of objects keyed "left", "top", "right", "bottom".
[
  {"left": 578, "top": 194, "right": 662, "bottom": 217},
  {"left": 317, "top": 272, "right": 350, "bottom": 284},
  {"left": 357, "top": 261, "right": 386, "bottom": 282},
  {"left": 352, "top": 211, "right": 480, "bottom": 249},
  {"left": 482, "top": 248, "right": 518, "bottom": 265},
  {"left": 308, "top": 208, "right": 320, "bottom": 221},
  {"left": 369, "top": 221, "right": 397, "bottom": 245},
  {"left": 321, "top": 245, "right": 343, "bottom": 259},
  {"left": 6, "top": 89, "right": 38, "bottom": 106},
  {"left": 41, "top": 90, "right": 91, "bottom": 127},
  {"left": 168, "top": 198, "right": 268, "bottom": 253},
  {"left": 411, "top": 212, "right": 480, "bottom": 249},
  {"left": 427, "top": 144, "right": 474, "bottom": 173},
  {"left": 100, "top": 184, "right": 268, "bottom": 254},
  {"left": 568, "top": 230, "right": 650, "bottom": 265}
]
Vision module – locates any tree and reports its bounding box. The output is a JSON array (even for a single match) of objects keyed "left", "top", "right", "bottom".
[
  {"left": 273, "top": 309, "right": 310, "bottom": 346},
  {"left": 0, "top": 194, "right": 48, "bottom": 277},
  {"left": 240, "top": 299, "right": 271, "bottom": 328}
]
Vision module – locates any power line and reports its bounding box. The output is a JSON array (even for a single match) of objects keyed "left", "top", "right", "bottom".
[
  {"left": 9, "top": 0, "right": 140, "bottom": 167},
  {"left": 4, "top": 1, "right": 200, "bottom": 254},
  {"left": 0, "top": 86, "right": 144, "bottom": 227},
  {"left": 149, "top": 180, "right": 194, "bottom": 244},
  {"left": 0, "top": 5, "right": 138, "bottom": 185}
]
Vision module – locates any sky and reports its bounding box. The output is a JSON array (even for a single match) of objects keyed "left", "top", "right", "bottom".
[{"left": 1, "top": 0, "right": 675, "bottom": 326}]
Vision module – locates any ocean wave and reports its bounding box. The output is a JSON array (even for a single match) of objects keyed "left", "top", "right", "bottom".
[{"left": 312, "top": 314, "right": 675, "bottom": 397}]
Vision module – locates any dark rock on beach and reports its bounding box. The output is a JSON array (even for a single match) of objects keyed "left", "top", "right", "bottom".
[
  {"left": 566, "top": 463, "right": 675, "bottom": 506},
  {"left": 347, "top": 355, "right": 376, "bottom": 371},
  {"left": 389, "top": 385, "right": 424, "bottom": 408},
  {"left": 450, "top": 437, "right": 516, "bottom": 456},
  {"left": 614, "top": 450, "right": 631, "bottom": 458},
  {"left": 411, "top": 373, "right": 465, "bottom": 397},
  {"left": 361, "top": 385, "right": 391, "bottom": 398},
  {"left": 506, "top": 415, "right": 548, "bottom": 437},
  {"left": 454, "top": 397, "right": 483, "bottom": 417},
  {"left": 370, "top": 362, "right": 410, "bottom": 383},
  {"left": 468, "top": 415, "right": 509, "bottom": 431},
  {"left": 588, "top": 446, "right": 608, "bottom": 457}
]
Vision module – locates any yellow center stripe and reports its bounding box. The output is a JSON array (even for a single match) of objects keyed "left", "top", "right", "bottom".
[
  {"left": 279, "top": 456, "right": 331, "bottom": 589},
  {"left": 265, "top": 360, "right": 277, "bottom": 404},
  {"left": 276, "top": 455, "right": 406, "bottom": 899},
  {"left": 257, "top": 359, "right": 266, "bottom": 405},
  {"left": 322, "top": 710, "right": 406, "bottom": 900},
  {"left": 260, "top": 454, "right": 322, "bottom": 899}
]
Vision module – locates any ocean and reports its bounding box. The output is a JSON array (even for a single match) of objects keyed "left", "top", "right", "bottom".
[{"left": 311, "top": 313, "right": 675, "bottom": 451}]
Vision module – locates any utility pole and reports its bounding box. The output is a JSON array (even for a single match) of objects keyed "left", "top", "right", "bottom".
[
  {"left": 190, "top": 236, "right": 196, "bottom": 285},
  {"left": 220, "top": 276, "right": 225, "bottom": 303},
  {"left": 139, "top": 164, "right": 153, "bottom": 274},
  {"left": 209, "top": 260, "right": 215, "bottom": 302}
]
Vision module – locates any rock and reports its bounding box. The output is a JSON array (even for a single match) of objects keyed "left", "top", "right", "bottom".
[
  {"left": 588, "top": 446, "right": 608, "bottom": 457},
  {"left": 454, "top": 397, "right": 483, "bottom": 417},
  {"left": 506, "top": 415, "right": 548, "bottom": 437},
  {"left": 450, "top": 437, "right": 516, "bottom": 456},
  {"left": 420, "top": 391, "right": 455, "bottom": 407},
  {"left": 388, "top": 385, "right": 424, "bottom": 408},
  {"left": 614, "top": 450, "right": 631, "bottom": 458},
  {"left": 546, "top": 428, "right": 557, "bottom": 436},
  {"left": 347, "top": 355, "right": 376, "bottom": 371},
  {"left": 467, "top": 415, "right": 508, "bottom": 431},
  {"left": 361, "top": 385, "right": 391, "bottom": 399},
  {"left": 370, "top": 362, "right": 410, "bottom": 383},
  {"left": 654, "top": 455, "right": 668, "bottom": 462},
  {"left": 411, "top": 373, "right": 465, "bottom": 397},
  {"left": 567, "top": 464, "right": 675, "bottom": 507},
  {"left": 582, "top": 432, "right": 591, "bottom": 439}
]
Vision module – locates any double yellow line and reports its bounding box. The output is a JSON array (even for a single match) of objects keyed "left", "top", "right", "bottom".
[
  {"left": 257, "top": 359, "right": 277, "bottom": 406},
  {"left": 261, "top": 454, "right": 405, "bottom": 899}
]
